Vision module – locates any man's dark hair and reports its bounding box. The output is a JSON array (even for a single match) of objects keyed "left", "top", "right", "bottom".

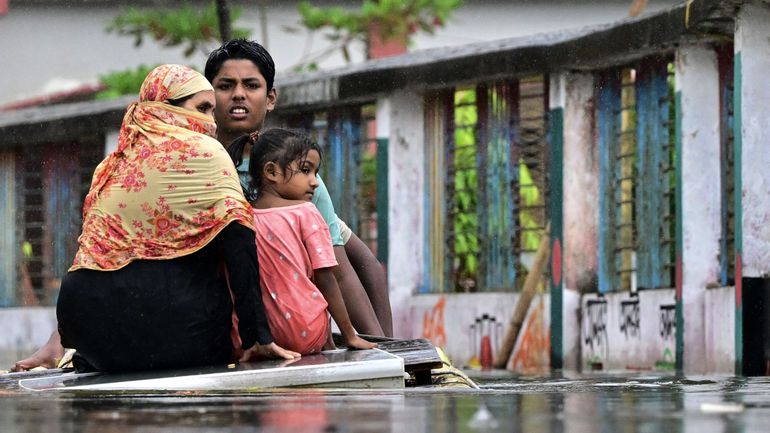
[{"left": 204, "top": 39, "right": 275, "bottom": 90}]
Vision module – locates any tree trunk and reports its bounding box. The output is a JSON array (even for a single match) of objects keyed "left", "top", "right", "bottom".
[
  {"left": 216, "top": 0, "right": 232, "bottom": 43},
  {"left": 258, "top": 0, "right": 269, "bottom": 49}
]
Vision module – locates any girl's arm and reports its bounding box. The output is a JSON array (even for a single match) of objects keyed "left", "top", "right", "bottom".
[{"left": 315, "top": 267, "right": 377, "bottom": 350}]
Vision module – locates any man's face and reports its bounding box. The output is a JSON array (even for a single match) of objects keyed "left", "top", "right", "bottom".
[{"left": 210, "top": 59, "right": 277, "bottom": 139}]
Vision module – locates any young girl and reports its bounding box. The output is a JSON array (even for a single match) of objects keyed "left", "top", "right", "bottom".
[{"left": 240, "top": 128, "right": 377, "bottom": 355}]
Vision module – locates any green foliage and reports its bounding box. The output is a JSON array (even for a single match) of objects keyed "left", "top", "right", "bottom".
[
  {"left": 297, "top": 0, "right": 462, "bottom": 51},
  {"left": 106, "top": 2, "right": 250, "bottom": 57},
  {"left": 96, "top": 64, "right": 160, "bottom": 99},
  {"left": 452, "top": 89, "right": 478, "bottom": 290}
]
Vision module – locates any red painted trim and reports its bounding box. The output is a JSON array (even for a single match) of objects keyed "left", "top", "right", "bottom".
[{"left": 551, "top": 238, "right": 562, "bottom": 286}]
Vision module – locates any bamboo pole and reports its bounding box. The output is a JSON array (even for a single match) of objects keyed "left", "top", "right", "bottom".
[{"left": 494, "top": 224, "right": 550, "bottom": 369}]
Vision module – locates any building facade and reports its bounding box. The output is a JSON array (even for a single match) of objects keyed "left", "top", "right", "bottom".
[{"left": 1, "top": 0, "right": 768, "bottom": 375}]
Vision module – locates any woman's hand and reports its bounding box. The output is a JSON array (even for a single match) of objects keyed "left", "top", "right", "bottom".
[
  {"left": 239, "top": 342, "right": 301, "bottom": 362},
  {"left": 344, "top": 334, "right": 378, "bottom": 351}
]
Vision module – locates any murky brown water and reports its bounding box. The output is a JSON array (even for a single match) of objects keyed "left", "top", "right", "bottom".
[{"left": 2, "top": 372, "right": 770, "bottom": 432}]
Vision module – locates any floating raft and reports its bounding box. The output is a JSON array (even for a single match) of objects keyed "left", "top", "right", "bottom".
[
  {"left": 13, "top": 336, "right": 473, "bottom": 391},
  {"left": 19, "top": 348, "right": 404, "bottom": 391},
  {"left": 355, "top": 336, "right": 444, "bottom": 386}
]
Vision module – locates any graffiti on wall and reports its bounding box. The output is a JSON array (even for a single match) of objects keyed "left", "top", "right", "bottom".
[
  {"left": 659, "top": 304, "right": 676, "bottom": 341},
  {"left": 510, "top": 297, "right": 550, "bottom": 372},
  {"left": 421, "top": 296, "right": 447, "bottom": 348},
  {"left": 583, "top": 297, "right": 609, "bottom": 364},
  {"left": 619, "top": 298, "right": 641, "bottom": 338}
]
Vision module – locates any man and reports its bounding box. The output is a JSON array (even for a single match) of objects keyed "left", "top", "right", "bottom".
[
  {"left": 205, "top": 39, "right": 392, "bottom": 336},
  {"left": 11, "top": 39, "right": 392, "bottom": 372}
]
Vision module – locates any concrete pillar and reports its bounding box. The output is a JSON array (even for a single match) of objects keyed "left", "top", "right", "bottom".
[
  {"left": 562, "top": 71, "right": 597, "bottom": 371},
  {"left": 735, "top": 0, "right": 770, "bottom": 375},
  {"left": 675, "top": 43, "right": 721, "bottom": 373},
  {"left": 736, "top": 1, "right": 770, "bottom": 278},
  {"left": 383, "top": 92, "right": 425, "bottom": 337},
  {"left": 548, "top": 72, "right": 566, "bottom": 369}
]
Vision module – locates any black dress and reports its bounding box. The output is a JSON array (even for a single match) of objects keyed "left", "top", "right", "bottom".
[{"left": 56, "top": 222, "right": 271, "bottom": 373}]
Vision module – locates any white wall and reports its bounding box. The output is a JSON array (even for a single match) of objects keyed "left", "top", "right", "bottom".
[
  {"left": 562, "top": 72, "right": 598, "bottom": 294},
  {"left": 676, "top": 43, "right": 721, "bottom": 373},
  {"left": 401, "top": 293, "right": 551, "bottom": 371},
  {"left": 704, "top": 287, "right": 735, "bottom": 373},
  {"left": 736, "top": 1, "right": 770, "bottom": 277},
  {"left": 553, "top": 70, "right": 598, "bottom": 372},
  {"left": 0, "top": 307, "right": 56, "bottom": 370},
  {"left": 581, "top": 290, "right": 677, "bottom": 371},
  {"left": 384, "top": 91, "right": 426, "bottom": 338}
]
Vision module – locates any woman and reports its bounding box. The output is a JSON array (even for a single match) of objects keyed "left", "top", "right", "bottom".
[{"left": 55, "top": 64, "right": 297, "bottom": 373}]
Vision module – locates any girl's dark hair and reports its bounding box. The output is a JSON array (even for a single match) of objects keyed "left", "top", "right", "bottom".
[{"left": 227, "top": 128, "right": 322, "bottom": 194}]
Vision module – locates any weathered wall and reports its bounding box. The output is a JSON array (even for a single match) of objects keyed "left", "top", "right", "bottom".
[
  {"left": 0, "top": 307, "right": 56, "bottom": 369},
  {"left": 385, "top": 92, "right": 426, "bottom": 338},
  {"left": 581, "top": 290, "right": 677, "bottom": 371},
  {"left": 676, "top": 43, "right": 721, "bottom": 373},
  {"left": 562, "top": 288, "right": 581, "bottom": 371},
  {"left": 704, "top": 287, "right": 736, "bottom": 373},
  {"left": 401, "top": 293, "right": 551, "bottom": 371},
  {"left": 563, "top": 72, "right": 598, "bottom": 295},
  {"left": 736, "top": 1, "right": 770, "bottom": 277}
]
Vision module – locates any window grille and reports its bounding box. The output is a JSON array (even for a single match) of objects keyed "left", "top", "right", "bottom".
[
  {"left": 718, "top": 45, "right": 736, "bottom": 287},
  {"left": 0, "top": 150, "right": 17, "bottom": 306},
  {"left": 599, "top": 57, "right": 676, "bottom": 292},
  {"left": 283, "top": 105, "right": 381, "bottom": 257},
  {"left": 635, "top": 59, "right": 676, "bottom": 290},
  {"left": 425, "top": 77, "right": 549, "bottom": 293},
  {"left": 598, "top": 68, "right": 638, "bottom": 293}
]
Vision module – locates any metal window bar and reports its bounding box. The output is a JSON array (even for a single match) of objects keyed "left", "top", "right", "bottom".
[
  {"left": 22, "top": 144, "right": 45, "bottom": 302},
  {"left": 718, "top": 45, "right": 736, "bottom": 286},
  {"left": 662, "top": 62, "right": 677, "bottom": 283},
  {"left": 423, "top": 90, "right": 452, "bottom": 293},
  {"left": 448, "top": 88, "right": 479, "bottom": 292},
  {"left": 0, "top": 150, "right": 17, "bottom": 306},
  {"left": 634, "top": 58, "right": 676, "bottom": 290},
  {"left": 515, "top": 76, "right": 549, "bottom": 287},
  {"left": 283, "top": 107, "right": 372, "bottom": 250},
  {"left": 357, "top": 104, "right": 379, "bottom": 255},
  {"left": 598, "top": 70, "right": 619, "bottom": 293},
  {"left": 479, "top": 80, "right": 520, "bottom": 292},
  {"left": 42, "top": 142, "right": 81, "bottom": 302},
  {"left": 442, "top": 78, "right": 548, "bottom": 293},
  {"left": 615, "top": 68, "right": 638, "bottom": 292}
]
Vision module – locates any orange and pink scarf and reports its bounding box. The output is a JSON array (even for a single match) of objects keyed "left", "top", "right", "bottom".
[{"left": 71, "top": 64, "right": 253, "bottom": 271}]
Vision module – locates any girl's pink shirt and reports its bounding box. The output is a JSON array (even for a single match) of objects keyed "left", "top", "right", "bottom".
[{"left": 251, "top": 202, "right": 338, "bottom": 354}]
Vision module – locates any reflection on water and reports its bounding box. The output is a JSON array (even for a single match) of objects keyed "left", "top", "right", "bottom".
[{"left": 3, "top": 373, "right": 770, "bottom": 432}]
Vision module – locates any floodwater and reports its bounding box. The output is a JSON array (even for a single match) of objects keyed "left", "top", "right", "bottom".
[{"left": 2, "top": 371, "right": 770, "bottom": 432}]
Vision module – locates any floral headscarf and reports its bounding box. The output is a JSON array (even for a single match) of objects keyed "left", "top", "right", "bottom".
[{"left": 71, "top": 64, "right": 254, "bottom": 271}]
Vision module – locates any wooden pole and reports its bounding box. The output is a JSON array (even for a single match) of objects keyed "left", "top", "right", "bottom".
[{"left": 493, "top": 224, "right": 550, "bottom": 369}]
